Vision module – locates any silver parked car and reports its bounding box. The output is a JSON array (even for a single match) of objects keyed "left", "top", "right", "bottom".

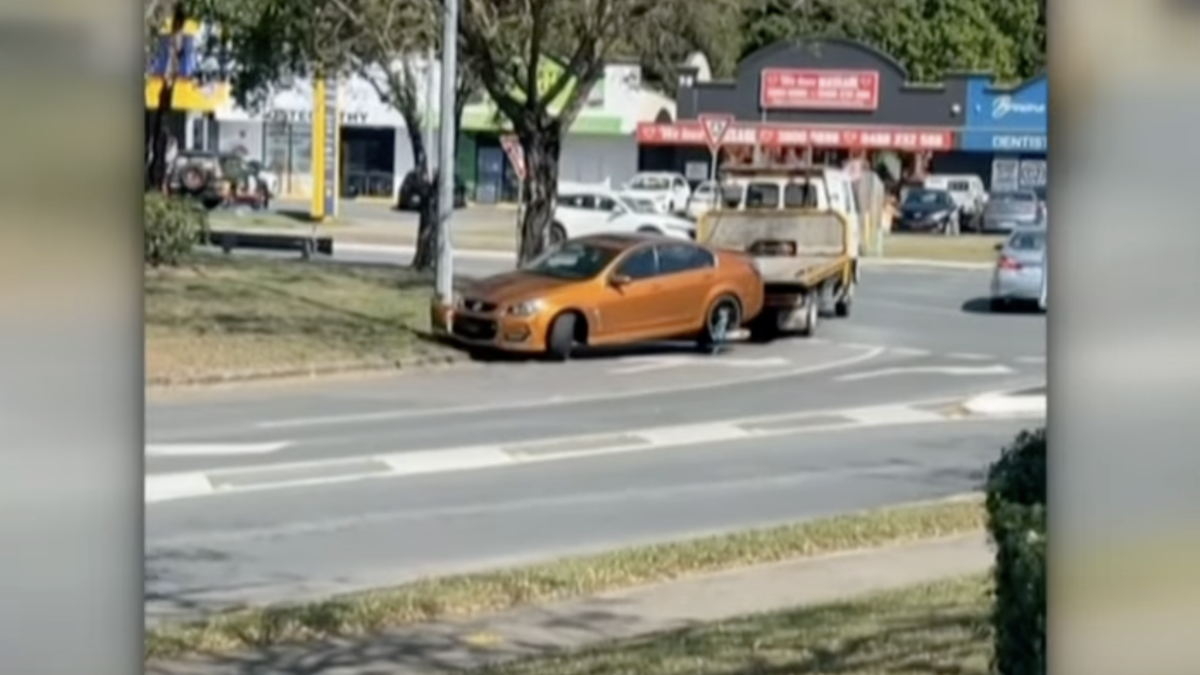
[
  {"left": 979, "top": 189, "right": 1044, "bottom": 233},
  {"left": 991, "top": 226, "right": 1047, "bottom": 312}
]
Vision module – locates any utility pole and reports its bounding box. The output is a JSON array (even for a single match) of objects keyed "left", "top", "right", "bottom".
[
  {"left": 424, "top": 48, "right": 437, "bottom": 181},
  {"left": 434, "top": 0, "right": 458, "bottom": 304}
]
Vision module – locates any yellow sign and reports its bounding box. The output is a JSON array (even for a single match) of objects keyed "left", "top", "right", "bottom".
[{"left": 143, "top": 18, "right": 230, "bottom": 112}]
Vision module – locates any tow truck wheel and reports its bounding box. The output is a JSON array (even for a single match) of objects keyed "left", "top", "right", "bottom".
[
  {"left": 835, "top": 282, "right": 854, "bottom": 317},
  {"left": 797, "top": 297, "right": 819, "bottom": 337}
]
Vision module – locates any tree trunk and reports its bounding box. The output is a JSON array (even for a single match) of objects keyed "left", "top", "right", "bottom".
[
  {"left": 517, "top": 121, "right": 562, "bottom": 265},
  {"left": 146, "top": 2, "right": 187, "bottom": 192},
  {"left": 404, "top": 125, "right": 439, "bottom": 271}
]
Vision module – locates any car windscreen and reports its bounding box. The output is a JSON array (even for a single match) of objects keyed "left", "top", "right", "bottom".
[
  {"left": 623, "top": 197, "right": 657, "bottom": 213},
  {"left": 1007, "top": 230, "right": 1046, "bottom": 251},
  {"left": 522, "top": 241, "right": 621, "bottom": 280},
  {"left": 628, "top": 175, "right": 670, "bottom": 190},
  {"left": 903, "top": 189, "right": 951, "bottom": 207}
]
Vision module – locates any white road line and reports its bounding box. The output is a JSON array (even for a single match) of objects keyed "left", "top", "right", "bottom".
[
  {"left": 255, "top": 346, "right": 887, "bottom": 430},
  {"left": 888, "top": 346, "right": 932, "bottom": 357},
  {"left": 835, "top": 364, "right": 1015, "bottom": 382},
  {"left": 1015, "top": 355, "right": 1046, "bottom": 364},
  {"left": 146, "top": 396, "right": 979, "bottom": 504},
  {"left": 145, "top": 442, "right": 292, "bottom": 457},
  {"left": 377, "top": 447, "right": 511, "bottom": 475},
  {"left": 842, "top": 404, "right": 948, "bottom": 426},
  {"left": 962, "top": 393, "right": 1047, "bottom": 417},
  {"left": 636, "top": 422, "right": 752, "bottom": 446},
  {"left": 145, "top": 473, "right": 214, "bottom": 503},
  {"left": 608, "top": 355, "right": 791, "bottom": 376},
  {"left": 946, "top": 352, "right": 994, "bottom": 361}
]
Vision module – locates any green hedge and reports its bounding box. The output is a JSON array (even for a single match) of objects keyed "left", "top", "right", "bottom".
[
  {"left": 145, "top": 192, "right": 207, "bottom": 267},
  {"left": 985, "top": 427, "right": 1046, "bottom": 675}
]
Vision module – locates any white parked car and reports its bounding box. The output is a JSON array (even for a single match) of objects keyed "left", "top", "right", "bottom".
[
  {"left": 685, "top": 180, "right": 721, "bottom": 221},
  {"left": 549, "top": 189, "right": 696, "bottom": 244},
  {"left": 621, "top": 172, "right": 692, "bottom": 214}
]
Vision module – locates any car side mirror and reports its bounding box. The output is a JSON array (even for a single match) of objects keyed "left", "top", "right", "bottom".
[
  {"left": 608, "top": 208, "right": 625, "bottom": 220},
  {"left": 610, "top": 273, "right": 632, "bottom": 287},
  {"left": 994, "top": 243, "right": 1003, "bottom": 251}
]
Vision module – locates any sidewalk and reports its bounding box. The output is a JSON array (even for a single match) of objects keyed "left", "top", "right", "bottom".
[{"left": 147, "top": 533, "right": 990, "bottom": 675}]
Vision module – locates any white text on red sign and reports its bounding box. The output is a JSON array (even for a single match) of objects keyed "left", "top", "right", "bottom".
[{"left": 760, "top": 69, "right": 879, "bottom": 110}]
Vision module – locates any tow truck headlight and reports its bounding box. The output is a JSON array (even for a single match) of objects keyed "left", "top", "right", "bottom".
[{"left": 507, "top": 299, "right": 545, "bottom": 317}]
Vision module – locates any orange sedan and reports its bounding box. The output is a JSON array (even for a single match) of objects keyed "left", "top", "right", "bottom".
[{"left": 448, "top": 233, "right": 765, "bottom": 359}]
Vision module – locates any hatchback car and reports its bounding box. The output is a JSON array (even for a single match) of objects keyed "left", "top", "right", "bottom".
[
  {"left": 991, "top": 226, "right": 1047, "bottom": 312},
  {"left": 448, "top": 233, "right": 764, "bottom": 359},
  {"left": 896, "top": 188, "right": 960, "bottom": 234},
  {"left": 979, "top": 190, "right": 1043, "bottom": 233}
]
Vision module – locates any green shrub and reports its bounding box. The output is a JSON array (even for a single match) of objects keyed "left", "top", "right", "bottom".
[
  {"left": 985, "top": 427, "right": 1046, "bottom": 675},
  {"left": 145, "top": 192, "right": 207, "bottom": 267}
]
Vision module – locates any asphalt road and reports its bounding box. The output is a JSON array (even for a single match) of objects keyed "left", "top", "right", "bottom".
[
  {"left": 145, "top": 258, "right": 1045, "bottom": 622},
  {"left": 146, "top": 418, "right": 1030, "bottom": 623}
]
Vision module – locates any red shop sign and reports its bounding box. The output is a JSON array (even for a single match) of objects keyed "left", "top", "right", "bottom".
[
  {"left": 760, "top": 69, "right": 880, "bottom": 111},
  {"left": 636, "top": 122, "right": 953, "bottom": 151}
]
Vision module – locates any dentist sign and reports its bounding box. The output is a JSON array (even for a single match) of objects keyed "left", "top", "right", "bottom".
[{"left": 960, "top": 74, "right": 1047, "bottom": 153}]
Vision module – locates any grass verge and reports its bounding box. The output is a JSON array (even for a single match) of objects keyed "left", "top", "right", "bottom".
[
  {"left": 144, "top": 254, "right": 458, "bottom": 385},
  {"left": 484, "top": 574, "right": 991, "bottom": 675},
  {"left": 144, "top": 497, "right": 985, "bottom": 662},
  {"left": 882, "top": 234, "right": 1004, "bottom": 263}
]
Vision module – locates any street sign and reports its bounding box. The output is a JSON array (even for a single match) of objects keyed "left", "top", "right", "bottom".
[
  {"left": 698, "top": 113, "right": 734, "bottom": 152},
  {"left": 500, "top": 134, "right": 526, "bottom": 181}
]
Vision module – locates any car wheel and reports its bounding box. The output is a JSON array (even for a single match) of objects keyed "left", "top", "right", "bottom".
[
  {"left": 637, "top": 225, "right": 663, "bottom": 236},
  {"left": 545, "top": 312, "right": 577, "bottom": 361},
  {"left": 834, "top": 282, "right": 854, "bottom": 318},
  {"left": 697, "top": 294, "right": 742, "bottom": 353},
  {"left": 797, "top": 295, "right": 819, "bottom": 337},
  {"left": 549, "top": 223, "right": 568, "bottom": 245}
]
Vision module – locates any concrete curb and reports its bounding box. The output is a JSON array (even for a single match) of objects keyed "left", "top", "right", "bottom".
[
  {"left": 145, "top": 352, "right": 469, "bottom": 390},
  {"left": 336, "top": 242, "right": 991, "bottom": 270},
  {"left": 336, "top": 241, "right": 514, "bottom": 260},
  {"left": 861, "top": 257, "right": 992, "bottom": 270},
  {"left": 962, "top": 391, "right": 1047, "bottom": 417}
]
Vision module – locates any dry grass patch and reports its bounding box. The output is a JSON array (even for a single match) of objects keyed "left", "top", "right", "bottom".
[
  {"left": 144, "top": 497, "right": 984, "bottom": 662},
  {"left": 883, "top": 234, "right": 1004, "bottom": 263},
  {"left": 144, "top": 254, "right": 456, "bottom": 384},
  {"left": 485, "top": 574, "right": 992, "bottom": 675}
]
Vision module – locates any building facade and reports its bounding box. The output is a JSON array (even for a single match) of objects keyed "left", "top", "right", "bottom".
[
  {"left": 953, "top": 73, "right": 1047, "bottom": 194},
  {"left": 637, "top": 38, "right": 970, "bottom": 183},
  {"left": 459, "top": 61, "right": 655, "bottom": 203},
  {"left": 212, "top": 59, "right": 664, "bottom": 202}
]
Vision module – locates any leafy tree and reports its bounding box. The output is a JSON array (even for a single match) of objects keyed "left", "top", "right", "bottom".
[
  {"left": 214, "top": 0, "right": 479, "bottom": 270},
  {"left": 739, "top": 0, "right": 1044, "bottom": 84},
  {"left": 144, "top": 0, "right": 189, "bottom": 191},
  {"left": 456, "top": 0, "right": 740, "bottom": 264}
]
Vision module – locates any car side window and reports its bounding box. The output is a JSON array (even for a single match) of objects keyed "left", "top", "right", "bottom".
[
  {"left": 784, "top": 182, "right": 816, "bottom": 208},
  {"left": 595, "top": 196, "right": 617, "bottom": 211},
  {"left": 558, "top": 194, "right": 583, "bottom": 209},
  {"left": 616, "top": 246, "right": 659, "bottom": 280},
  {"left": 657, "top": 244, "right": 714, "bottom": 275}
]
